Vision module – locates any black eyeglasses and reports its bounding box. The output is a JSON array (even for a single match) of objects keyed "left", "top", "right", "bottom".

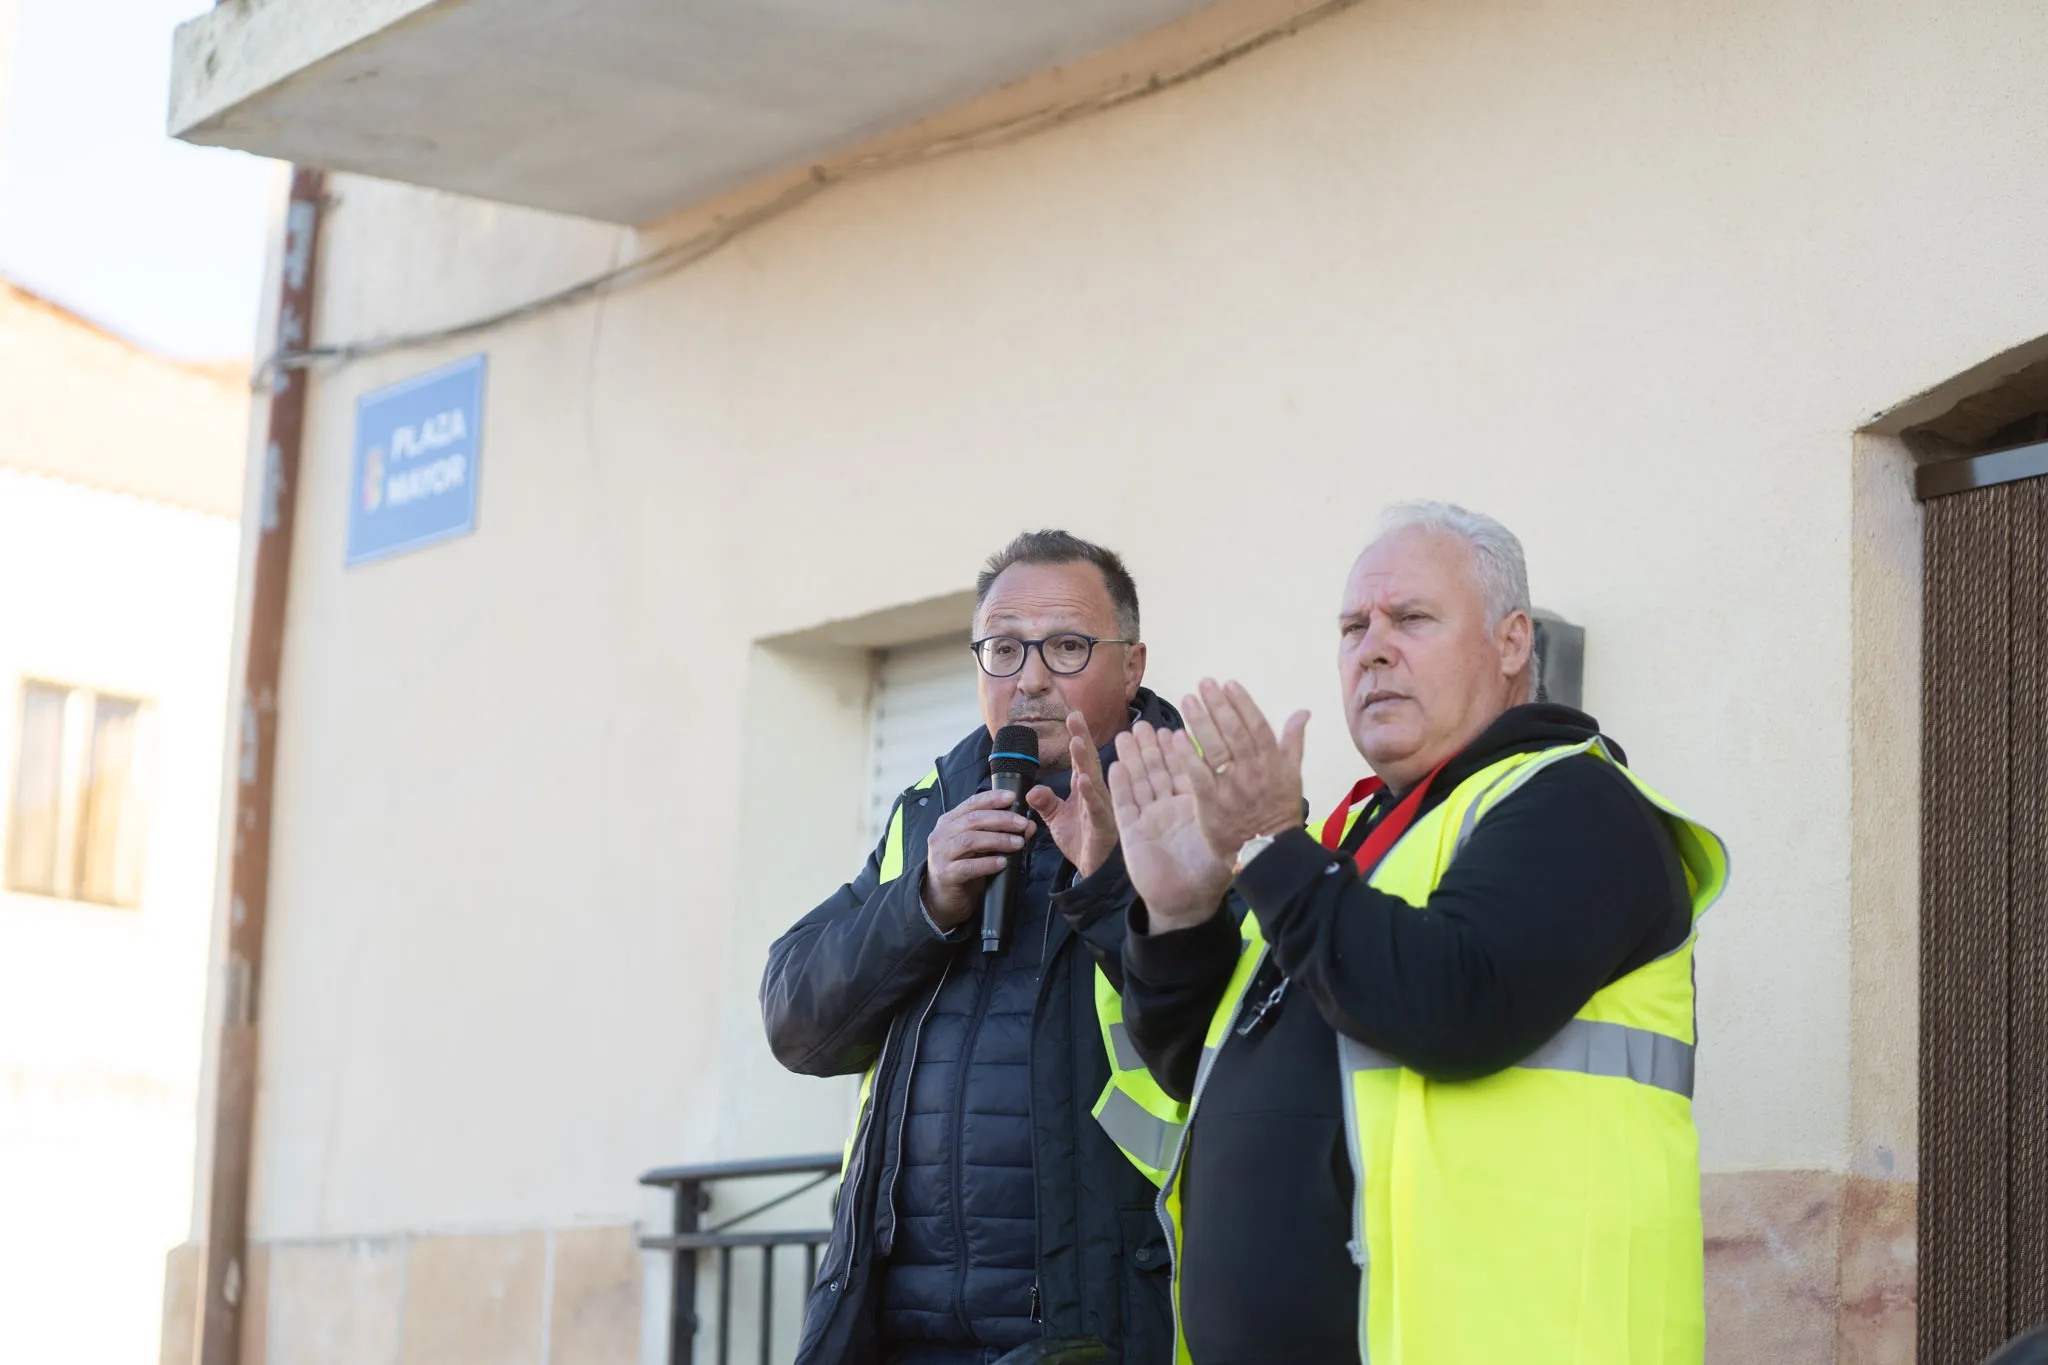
[{"left": 970, "top": 633, "right": 1133, "bottom": 678}]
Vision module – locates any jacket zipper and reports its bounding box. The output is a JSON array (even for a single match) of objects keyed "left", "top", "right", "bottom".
[
  {"left": 879, "top": 759, "right": 954, "bottom": 1241},
  {"left": 948, "top": 942, "right": 1003, "bottom": 1335},
  {"left": 837, "top": 1014, "right": 899, "bottom": 1281},
  {"left": 882, "top": 957, "right": 950, "bottom": 1253},
  {"left": 1023, "top": 832, "right": 1072, "bottom": 1335}
]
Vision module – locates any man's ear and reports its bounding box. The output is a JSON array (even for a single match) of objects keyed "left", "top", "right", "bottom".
[
  {"left": 1499, "top": 611, "right": 1534, "bottom": 681},
  {"left": 1124, "top": 641, "right": 1148, "bottom": 701}
]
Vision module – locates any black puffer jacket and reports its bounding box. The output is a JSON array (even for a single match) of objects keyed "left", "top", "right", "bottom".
[
  {"left": 762, "top": 691, "right": 1181, "bottom": 1365},
  {"left": 879, "top": 820, "right": 1061, "bottom": 1355}
]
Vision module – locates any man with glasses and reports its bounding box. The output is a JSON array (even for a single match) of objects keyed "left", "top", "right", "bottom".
[{"left": 765, "top": 530, "right": 1179, "bottom": 1365}]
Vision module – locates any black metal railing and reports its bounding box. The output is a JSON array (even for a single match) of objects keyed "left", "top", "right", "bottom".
[
  {"left": 640, "top": 1153, "right": 840, "bottom": 1365},
  {"left": 640, "top": 1151, "right": 2048, "bottom": 1365}
]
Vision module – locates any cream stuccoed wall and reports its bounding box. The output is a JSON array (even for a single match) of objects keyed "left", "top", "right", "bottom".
[{"left": 205, "top": 0, "right": 2048, "bottom": 1358}]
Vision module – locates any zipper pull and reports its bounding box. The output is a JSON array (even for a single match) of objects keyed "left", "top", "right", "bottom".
[
  {"left": 1030, "top": 1281, "right": 1042, "bottom": 1322},
  {"left": 1236, "top": 978, "right": 1290, "bottom": 1038}
]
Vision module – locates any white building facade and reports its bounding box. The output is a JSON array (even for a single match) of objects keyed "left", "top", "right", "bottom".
[
  {"left": 158, "top": 1, "right": 2048, "bottom": 1361},
  {"left": 0, "top": 280, "right": 246, "bottom": 1365}
]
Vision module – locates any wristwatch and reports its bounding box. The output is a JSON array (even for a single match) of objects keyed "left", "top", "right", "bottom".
[{"left": 1236, "top": 833, "right": 1279, "bottom": 868}]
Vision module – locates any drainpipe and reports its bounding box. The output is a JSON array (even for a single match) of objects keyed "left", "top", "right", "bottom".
[{"left": 193, "top": 165, "right": 325, "bottom": 1365}]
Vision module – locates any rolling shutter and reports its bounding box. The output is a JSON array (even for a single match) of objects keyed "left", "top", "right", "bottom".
[{"left": 866, "top": 636, "right": 982, "bottom": 846}]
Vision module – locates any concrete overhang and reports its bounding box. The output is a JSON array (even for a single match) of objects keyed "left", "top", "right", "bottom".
[{"left": 170, "top": 0, "right": 1226, "bottom": 224}]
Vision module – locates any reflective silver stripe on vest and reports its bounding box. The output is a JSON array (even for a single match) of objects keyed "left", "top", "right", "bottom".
[
  {"left": 1517, "top": 1018, "right": 1695, "bottom": 1097},
  {"left": 1157, "top": 936, "right": 1269, "bottom": 1356},
  {"left": 1155, "top": 1189, "right": 1182, "bottom": 1352},
  {"left": 1450, "top": 741, "right": 1618, "bottom": 855},
  {"left": 1097, "top": 1087, "right": 1183, "bottom": 1173},
  {"left": 1108, "top": 1021, "right": 1145, "bottom": 1074},
  {"left": 1192, "top": 940, "right": 1268, "bottom": 1096},
  {"left": 1452, "top": 764, "right": 1527, "bottom": 852},
  {"left": 1329, "top": 1020, "right": 1689, "bottom": 1358},
  {"left": 1345, "top": 1041, "right": 1401, "bottom": 1070},
  {"left": 1335, "top": 1036, "right": 1381, "bottom": 1364},
  {"left": 1192, "top": 1040, "right": 1223, "bottom": 1096}
]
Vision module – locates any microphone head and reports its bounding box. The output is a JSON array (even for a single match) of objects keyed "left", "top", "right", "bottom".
[{"left": 989, "top": 724, "right": 1041, "bottom": 777}]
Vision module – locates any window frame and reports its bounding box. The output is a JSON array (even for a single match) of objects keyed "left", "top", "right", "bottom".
[{"left": 3, "top": 676, "right": 157, "bottom": 909}]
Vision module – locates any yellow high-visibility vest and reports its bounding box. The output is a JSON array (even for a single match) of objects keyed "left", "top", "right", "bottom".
[
  {"left": 1091, "top": 963, "right": 1190, "bottom": 1185},
  {"left": 1099, "top": 739, "right": 1730, "bottom": 1364}
]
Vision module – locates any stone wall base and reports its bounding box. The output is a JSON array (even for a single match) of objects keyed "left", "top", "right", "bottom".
[
  {"left": 158, "top": 1225, "right": 642, "bottom": 1365},
  {"left": 1704, "top": 1171, "right": 1917, "bottom": 1365},
  {"left": 161, "top": 1173, "right": 1916, "bottom": 1364}
]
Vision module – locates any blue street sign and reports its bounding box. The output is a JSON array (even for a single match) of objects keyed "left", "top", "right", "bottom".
[{"left": 347, "top": 354, "right": 486, "bottom": 566}]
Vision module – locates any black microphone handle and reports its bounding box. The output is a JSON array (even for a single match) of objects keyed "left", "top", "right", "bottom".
[{"left": 981, "top": 772, "right": 1030, "bottom": 954}]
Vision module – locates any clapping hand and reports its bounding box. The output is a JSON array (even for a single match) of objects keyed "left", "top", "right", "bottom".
[
  {"left": 1025, "top": 712, "right": 1119, "bottom": 878},
  {"left": 1108, "top": 681, "right": 1310, "bottom": 933},
  {"left": 1108, "top": 720, "right": 1234, "bottom": 931},
  {"left": 1176, "top": 679, "right": 1310, "bottom": 860}
]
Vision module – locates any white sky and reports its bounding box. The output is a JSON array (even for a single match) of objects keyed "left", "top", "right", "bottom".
[{"left": 0, "top": 0, "right": 276, "bottom": 360}]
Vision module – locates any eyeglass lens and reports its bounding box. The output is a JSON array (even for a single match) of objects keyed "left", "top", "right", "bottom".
[{"left": 977, "top": 634, "right": 1097, "bottom": 676}]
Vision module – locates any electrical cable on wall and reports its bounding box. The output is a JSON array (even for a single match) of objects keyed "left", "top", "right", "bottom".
[{"left": 253, "top": 0, "right": 1365, "bottom": 389}]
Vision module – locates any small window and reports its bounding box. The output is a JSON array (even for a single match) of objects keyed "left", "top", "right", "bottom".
[{"left": 5, "top": 681, "right": 155, "bottom": 907}]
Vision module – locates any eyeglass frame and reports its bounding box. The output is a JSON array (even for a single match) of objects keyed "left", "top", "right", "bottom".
[{"left": 968, "top": 633, "right": 1136, "bottom": 678}]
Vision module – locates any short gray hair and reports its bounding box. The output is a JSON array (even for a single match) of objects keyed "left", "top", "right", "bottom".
[{"left": 1369, "top": 500, "right": 1540, "bottom": 700}]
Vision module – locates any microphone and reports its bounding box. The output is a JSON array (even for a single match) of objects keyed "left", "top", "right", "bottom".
[{"left": 982, "top": 724, "right": 1040, "bottom": 955}]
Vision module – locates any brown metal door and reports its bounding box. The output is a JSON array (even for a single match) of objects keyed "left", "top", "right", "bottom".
[{"left": 1921, "top": 469, "right": 2048, "bottom": 1364}]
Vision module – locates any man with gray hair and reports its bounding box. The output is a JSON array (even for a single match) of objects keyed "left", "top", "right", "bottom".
[{"left": 1094, "top": 502, "right": 1729, "bottom": 1364}]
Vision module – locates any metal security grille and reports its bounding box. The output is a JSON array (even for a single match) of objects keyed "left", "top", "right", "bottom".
[
  {"left": 866, "top": 636, "right": 981, "bottom": 845},
  {"left": 1921, "top": 470, "right": 2048, "bottom": 1363}
]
